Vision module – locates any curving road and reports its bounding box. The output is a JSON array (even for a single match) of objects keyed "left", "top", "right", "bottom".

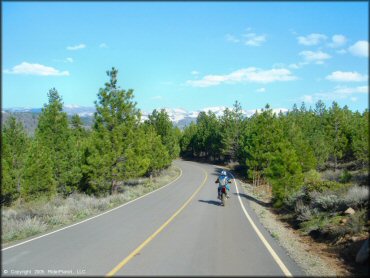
[{"left": 2, "top": 160, "right": 305, "bottom": 276}]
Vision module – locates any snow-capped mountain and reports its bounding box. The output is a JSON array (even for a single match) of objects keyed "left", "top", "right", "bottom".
[
  {"left": 3, "top": 105, "right": 289, "bottom": 129},
  {"left": 62, "top": 105, "right": 95, "bottom": 117},
  {"left": 2, "top": 105, "right": 95, "bottom": 117},
  {"left": 3, "top": 107, "right": 42, "bottom": 113}
]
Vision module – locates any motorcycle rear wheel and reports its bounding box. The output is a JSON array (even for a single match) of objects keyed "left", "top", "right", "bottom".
[{"left": 221, "top": 193, "right": 226, "bottom": 206}]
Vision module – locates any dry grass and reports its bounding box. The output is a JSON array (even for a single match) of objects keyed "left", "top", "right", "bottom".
[{"left": 2, "top": 165, "right": 180, "bottom": 245}]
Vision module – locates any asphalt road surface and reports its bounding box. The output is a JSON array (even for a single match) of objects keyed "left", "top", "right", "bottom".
[{"left": 2, "top": 160, "right": 305, "bottom": 276}]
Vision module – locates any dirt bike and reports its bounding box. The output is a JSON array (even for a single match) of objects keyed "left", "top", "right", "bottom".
[
  {"left": 220, "top": 186, "right": 227, "bottom": 206},
  {"left": 220, "top": 180, "right": 232, "bottom": 207}
]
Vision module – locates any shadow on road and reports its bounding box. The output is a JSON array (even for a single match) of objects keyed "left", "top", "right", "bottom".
[
  {"left": 198, "top": 199, "right": 221, "bottom": 206},
  {"left": 233, "top": 193, "right": 271, "bottom": 208}
]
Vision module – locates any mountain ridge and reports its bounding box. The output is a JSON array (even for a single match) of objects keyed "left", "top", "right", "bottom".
[{"left": 2, "top": 105, "right": 289, "bottom": 133}]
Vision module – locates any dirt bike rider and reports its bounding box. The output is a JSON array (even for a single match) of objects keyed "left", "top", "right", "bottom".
[{"left": 215, "top": 170, "right": 231, "bottom": 200}]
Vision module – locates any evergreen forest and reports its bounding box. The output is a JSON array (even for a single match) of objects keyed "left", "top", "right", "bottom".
[{"left": 2, "top": 67, "right": 369, "bottom": 213}]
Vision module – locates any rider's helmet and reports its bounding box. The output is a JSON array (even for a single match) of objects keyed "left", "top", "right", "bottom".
[{"left": 221, "top": 170, "right": 227, "bottom": 176}]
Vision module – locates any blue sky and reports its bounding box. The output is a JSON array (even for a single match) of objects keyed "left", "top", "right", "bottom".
[{"left": 3, "top": 1, "right": 369, "bottom": 113}]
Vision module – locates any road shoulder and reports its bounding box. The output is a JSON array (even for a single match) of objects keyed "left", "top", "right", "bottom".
[{"left": 237, "top": 179, "right": 350, "bottom": 276}]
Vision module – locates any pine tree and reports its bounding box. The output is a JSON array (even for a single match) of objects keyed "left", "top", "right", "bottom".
[
  {"left": 242, "top": 105, "right": 281, "bottom": 186},
  {"left": 138, "top": 125, "right": 171, "bottom": 175},
  {"left": 352, "top": 109, "right": 369, "bottom": 167},
  {"left": 1, "top": 116, "right": 29, "bottom": 205},
  {"left": 36, "top": 88, "right": 81, "bottom": 195},
  {"left": 239, "top": 104, "right": 304, "bottom": 204},
  {"left": 265, "top": 140, "right": 303, "bottom": 208},
  {"left": 220, "top": 101, "right": 244, "bottom": 162},
  {"left": 307, "top": 100, "right": 332, "bottom": 168},
  {"left": 283, "top": 111, "right": 317, "bottom": 172},
  {"left": 180, "top": 122, "right": 198, "bottom": 158},
  {"left": 194, "top": 111, "right": 222, "bottom": 160},
  {"left": 70, "top": 114, "right": 87, "bottom": 136},
  {"left": 22, "top": 138, "right": 56, "bottom": 201},
  {"left": 85, "top": 67, "right": 145, "bottom": 195},
  {"left": 326, "top": 102, "right": 349, "bottom": 171},
  {"left": 146, "top": 109, "right": 180, "bottom": 159}
]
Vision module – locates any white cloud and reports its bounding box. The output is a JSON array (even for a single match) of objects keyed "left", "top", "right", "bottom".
[
  {"left": 298, "top": 85, "right": 368, "bottom": 104},
  {"left": 328, "top": 34, "right": 347, "bottom": 48},
  {"left": 226, "top": 28, "right": 266, "bottom": 47},
  {"left": 289, "top": 63, "right": 301, "bottom": 69},
  {"left": 299, "top": 50, "right": 331, "bottom": 64},
  {"left": 186, "top": 67, "right": 296, "bottom": 87},
  {"left": 191, "top": 70, "right": 200, "bottom": 75},
  {"left": 99, "top": 43, "right": 108, "bottom": 48},
  {"left": 311, "top": 85, "right": 368, "bottom": 102},
  {"left": 332, "top": 85, "right": 368, "bottom": 95},
  {"left": 188, "top": 75, "right": 226, "bottom": 87},
  {"left": 256, "top": 87, "right": 266, "bottom": 93},
  {"left": 3, "top": 62, "right": 69, "bottom": 76},
  {"left": 66, "top": 43, "right": 86, "bottom": 50},
  {"left": 225, "top": 34, "right": 239, "bottom": 43},
  {"left": 52, "top": 57, "right": 74, "bottom": 63},
  {"left": 302, "top": 95, "right": 314, "bottom": 103},
  {"left": 297, "top": 33, "right": 327, "bottom": 46},
  {"left": 336, "top": 49, "right": 347, "bottom": 55},
  {"left": 326, "top": 71, "right": 368, "bottom": 82},
  {"left": 243, "top": 32, "right": 266, "bottom": 46},
  {"left": 348, "top": 40, "right": 369, "bottom": 57}
]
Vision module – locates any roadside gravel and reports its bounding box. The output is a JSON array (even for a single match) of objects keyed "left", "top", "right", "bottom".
[{"left": 238, "top": 179, "right": 338, "bottom": 277}]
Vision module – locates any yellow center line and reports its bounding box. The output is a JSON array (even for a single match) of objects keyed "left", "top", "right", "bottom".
[{"left": 106, "top": 166, "right": 208, "bottom": 277}]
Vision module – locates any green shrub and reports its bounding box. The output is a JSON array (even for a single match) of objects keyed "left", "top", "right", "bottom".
[
  {"left": 283, "top": 189, "right": 306, "bottom": 210},
  {"left": 2, "top": 217, "right": 47, "bottom": 242},
  {"left": 321, "top": 216, "right": 351, "bottom": 239},
  {"left": 299, "top": 214, "right": 330, "bottom": 235},
  {"left": 339, "top": 170, "right": 352, "bottom": 183},
  {"left": 270, "top": 173, "right": 304, "bottom": 208},
  {"left": 344, "top": 185, "right": 369, "bottom": 209},
  {"left": 295, "top": 199, "right": 319, "bottom": 221},
  {"left": 348, "top": 209, "right": 367, "bottom": 234},
  {"left": 310, "top": 191, "right": 346, "bottom": 212},
  {"left": 304, "top": 169, "right": 322, "bottom": 185},
  {"left": 304, "top": 180, "right": 346, "bottom": 193}
]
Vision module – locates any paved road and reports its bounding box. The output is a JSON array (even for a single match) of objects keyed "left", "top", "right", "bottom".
[{"left": 2, "top": 160, "right": 305, "bottom": 276}]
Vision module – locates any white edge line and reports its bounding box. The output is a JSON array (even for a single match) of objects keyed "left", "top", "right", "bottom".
[
  {"left": 230, "top": 172, "right": 293, "bottom": 277},
  {"left": 2, "top": 166, "right": 183, "bottom": 251},
  {"left": 214, "top": 164, "right": 293, "bottom": 277}
]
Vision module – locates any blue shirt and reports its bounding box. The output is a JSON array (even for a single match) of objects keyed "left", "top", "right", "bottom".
[{"left": 218, "top": 175, "right": 231, "bottom": 191}]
